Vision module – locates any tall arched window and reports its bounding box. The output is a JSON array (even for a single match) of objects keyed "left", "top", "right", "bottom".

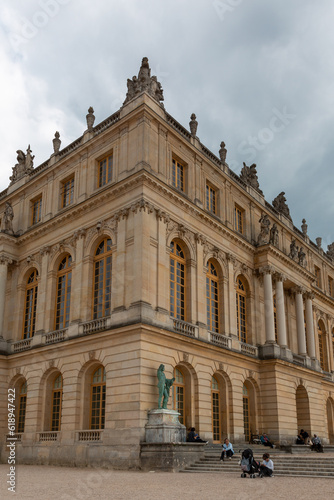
[
  {"left": 318, "top": 322, "right": 328, "bottom": 371},
  {"left": 17, "top": 382, "right": 27, "bottom": 433},
  {"left": 51, "top": 375, "right": 63, "bottom": 431},
  {"left": 90, "top": 367, "right": 106, "bottom": 430},
  {"left": 93, "top": 238, "right": 112, "bottom": 319},
  {"left": 206, "top": 261, "right": 219, "bottom": 333},
  {"left": 23, "top": 270, "right": 38, "bottom": 339},
  {"left": 173, "top": 368, "right": 185, "bottom": 424},
  {"left": 212, "top": 376, "right": 220, "bottom": 442},
  {"left": 236, "top": 277, "right": 247, "bottom": 343},
  {"left": 332, "top": 328, "right": 334, "bottom": 362},
  {"left": 170, "top": 241, "right": 186, "bottom": 320},
  {"left": 243, "top": 384, "right": 250, "bottom": 442},
  {"left": 55, "top": 255, "right": 72, "bottom": 330}
]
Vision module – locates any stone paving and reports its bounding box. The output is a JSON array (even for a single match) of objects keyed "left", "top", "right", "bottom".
[{"left": 1, "top": 464, "right": 334, "bottom": 500}]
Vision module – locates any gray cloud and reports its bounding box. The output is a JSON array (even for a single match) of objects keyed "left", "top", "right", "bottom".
[{"left": 0, "top": 0, "right": 333, "bottom": 245}]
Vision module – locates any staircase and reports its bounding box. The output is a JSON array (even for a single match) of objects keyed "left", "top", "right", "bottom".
[{"left": 180, "top": 444, "right": 334, "bottom": 477}]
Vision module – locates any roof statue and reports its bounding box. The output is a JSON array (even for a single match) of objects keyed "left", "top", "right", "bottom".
[
  {"left": 272, "top": 191, "right": 292, "bottom": 221},
  {"left": 53, "top": 132, "right": 61, "bottom": 155},
  {"left": 257, "top": 213, "right": 270, "bottom": 245},
  {"left": 219, "top": 141, "right": 227, "bottom": 165},
  {"left": 240, "top": 162, "right": 263, "bottom": 195},
  {"left": 10, "top": 145, "right": 34, "bottom": 185},
  {"left": 189, "top": 113, "right": 198, "bottom": 136},
  {"left": 327, "top": 243, "right": 334, "bottom": 260},
  {"left": 123, "top": 57, "right": 164, "bottom": 105}
]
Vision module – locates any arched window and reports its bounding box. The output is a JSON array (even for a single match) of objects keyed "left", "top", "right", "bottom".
[
  {"left": 243, "top": 384, "right": 250, "bottom": 442},
  {"left": 93, "top": 238, "right": 112, "bottom": 319},
  {"left": 55, "top": 255, "right": 72, "bottom": 330},
  {"left": 212, "top": 376, "right": 220, "bottom": 442},
  {"left": 23, "top": 270, "right": 38, "bottom": 339},
  {"left": 173, "top": 368, "right": 185, "bottom": 424},
  {"left": 236, "top": 277, "right": 247, "bottom": 343},
  {"left": 51, "top": 375, "right": 63, "bottom": 431},
  {"left": 90, "top": 367, "right": 106, "bottom": 430},
  {"left": 332, "top": 328, "right": 334, "bottom": 362},
  {"left": 318, "top": 322, "right": 328, "bottom": 371},
  {"left": 170, "top": 241, "right": 186, "bottom": 320},
  {"left": 207, "top": 261, "right": 219, "bottom": 333},
  {"left": 17, "top": 382, "right": 27, "bottom": 433}
]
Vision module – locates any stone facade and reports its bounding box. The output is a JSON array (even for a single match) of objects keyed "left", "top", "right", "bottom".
[{"left": 0, "top": 59, "right": 334, "bottom": 469}]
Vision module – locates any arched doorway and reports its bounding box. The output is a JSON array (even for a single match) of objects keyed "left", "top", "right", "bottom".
[
  {"left": 243, "top": 380, "right": 258, "bottom": 442},
  {"left": 296, "top": 385, "right": 311, "bottom": 435},
  {"left": 327, "top": 397, "right": 334, "bottom": 444}
]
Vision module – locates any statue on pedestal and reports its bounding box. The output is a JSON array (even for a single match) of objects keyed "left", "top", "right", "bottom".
[
  {"left": 257, "top": 213, "right": 270, "bottom": 245},
  {"left": 3, "top": 202, "right": 14, "bottom": 234},
  {"left": 157, "top": 364, "right": 175, "bottom": 409}
]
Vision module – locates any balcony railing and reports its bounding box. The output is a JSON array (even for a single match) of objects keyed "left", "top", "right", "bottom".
[
  {"left": 38, "top": 432, "right": 59, "bottom": 442},
  {"left": 172, "top": 319, "right": 197, "bottom": 338},
  {"left": 81, "top": 317, "right": 108, "bottom": 335},
  {"left": 6, "top": 434, "right": 22, "bottom": 442},
  {"left": 240, "top": 342, "right": 258, "bottom": 357},
  {"left": 43, "top": 329, "right": 67, "bottom": 345},
  {"left": 77, "top": 430, "right": 102, "bottom": 442},
  {"left": 292, "top": 353, "right": 305, "bottom": 366},
  {"left": 12, "top": 338, "right": 33, "bottom": 353},
  {"left": 210, "top": 332, "right": 232, "bottom": 349}
]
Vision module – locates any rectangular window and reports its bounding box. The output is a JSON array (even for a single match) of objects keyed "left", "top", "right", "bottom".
[
  {"left": 60, "top": 176, "right": 74, "bottom": 208},
  {"left": 31, "top": 196, "right": 42, "bottom": 225},
  {"left": 98, "top": 154, "right": 113, "bottom": 188},
  {"left": 206, "top": 184, "right": 216, "bottom": 214},
  {"left": 172, "top": 158, "right": 184, "bottom": 192},
  {"left": 315, "top": 266, "right": 321, "bottom": 288},
  {"left": 234, "top": 205, "right": 244, "bottom": 234},
  {"left": 328, "top": 276, "right": 333, "bottom": 298}
]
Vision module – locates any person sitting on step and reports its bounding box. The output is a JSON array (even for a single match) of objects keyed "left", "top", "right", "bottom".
[
  {"left": 220, "top": 438, "right": 234, "bottom": 461},
  {"left": 310, "top": 434, "right": 324, "bottom": 453},
  {"left": 187, "top": 427, "right": 208, "bottom": 443},
  {"left": 259, "top": 453, "right": 274, "bottom": 477},
  {"left": 260, "top": 432, "right": 274, "bottom": 448}
]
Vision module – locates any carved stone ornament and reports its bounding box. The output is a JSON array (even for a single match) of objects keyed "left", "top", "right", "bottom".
[
  {"left": 301, "top": 218, "right": 308, "bottom": 236},
  {"left": 86, "top": 107, "right": 95, "bottom": 132},
  {"left": 49, "top": 360, "right": 55, "bottom": 368},
  {"left": 10, "top": 146, "right": 34, "bottom": 184},
  {"left": 257, "top": 213, "right": 270, "bottom": 245},
  {"left": 123, "top": 57, "right": 164, "bottom": 106},
  {"left": 219, "top": 141, "right": 227, "bottom": 164},
  {"left": 89, "top": 350, "right": 96, "bottom": 360},
  {"left": 269, "top": 223, "right": 279, "bottom": 247},
  {"left": 272, "top": 192, "right": 292, "bottom": 221},
  {"left": 53, "top": 131, "right": 61, "bottom": 154},
  {"left": 240, "top": 162, "right": 263, "bottom": 195},
  {"left": 298, "top": 247, "right": 307, "bottom": 267},
  {"left": 3, "top": 202, "right": 14, "bottom": 234},
  {"left": 189, "top": 113, "right": 198, "bottom": 136},
  {"left": 183, "top": 352, "right": 189, "bottom": 363},
  {"left": 316, "top": 237, "right": 322, "bottom": 250},
  {"left": 289, "top": 239, "right": 299, "bottom": 261},
  {"left": 327, "top": 242, "right": 334, "bottom": 260}
]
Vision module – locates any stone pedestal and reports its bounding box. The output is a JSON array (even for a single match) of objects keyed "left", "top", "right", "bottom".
[{"left": 145, "top": 409, "right": 186, "bottom": 443}]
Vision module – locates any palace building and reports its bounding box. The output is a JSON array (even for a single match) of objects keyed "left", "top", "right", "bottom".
[{"left": 0, "top": 58, "right": 334, "bottom": 468}]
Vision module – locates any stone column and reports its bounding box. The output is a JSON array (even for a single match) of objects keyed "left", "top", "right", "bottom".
[
  {"left": 261, "top": 267, "right": 276, "bottom": 344},
  {"left": 275, "top": 274, "right": 287, "bottom": 347},
  {"left": 226, "top": 254, "right": 237, "bottom": 336},
  {"left": 294, "top": 287, "right": 307, "bottom": 356},
  {"left": 304, "top": 292, "right": 316, "bottom": 359},
  {"left": 155, "top": 211, "right": 169, "bottom": 314},
  {"left": 112, "top": 213, "right": 127, "bottom": 311},
  {"left": 70, "top": 230, "right": 86, "bottom": 323},
  {"left": 0, "top": 255, "right": 12, "bottom": 337},
  {"left": 35, "top": 246, "right": 50, "bottom": 334}
]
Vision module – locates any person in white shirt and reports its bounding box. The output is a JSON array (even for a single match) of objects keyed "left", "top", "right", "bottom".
[
  {"left": 259, "top": 453, "right": 274, "bottom": 477},
  {"left": 220, "top": 438, "right": 234, "bottom": 461}
]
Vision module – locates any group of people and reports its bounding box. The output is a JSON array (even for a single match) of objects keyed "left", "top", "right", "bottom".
[{"left": 296, "top": 429, "right": 324, "bottom": 452}]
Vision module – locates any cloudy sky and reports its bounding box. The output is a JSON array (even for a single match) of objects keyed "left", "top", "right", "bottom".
[{"left": 1, "top": 0, "right": 333, "bottom": 247}]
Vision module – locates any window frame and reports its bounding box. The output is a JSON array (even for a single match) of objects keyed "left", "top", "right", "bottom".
[
  {"left": 51, "top": 374, "right": 63, "bottom": 432},
  {"left": 236, "top": 276, "right": 247, "bottom": 343},
  {"left": 171, "top": 158, "right": 185, "bottom": 192},
  {"left": 92, "top": 238, "right": 113, "bottom": 319},
  {"left": 206, "top": 260, "right": 219, "bottom": 333},
  {"left": 173, "top": 367, "right": 185, "bottom": 424},
  {"left": 54, "top": 254, "right": 72, "bottom": 330},
  {"left": 206, "top": 183, "right": 217, "bottom": 215},
  {"left": 90, "top": 366, "right": 106, "bottom": 430},
  {"left": 234, "top": 204, "right": 244, "bottom": 234},
  {"left": 170, "top": 240, "right": 186, "bottom": 321},
  {"left": 97, "top": 153, "right": 113, "bottom": 188},
  {"left": 31, "top": 195, "right": 42, "bottom": 225},
  {"left": 22, "top": 269, "right": 38, "bottom": 339},
  {"left": 60, "top": 175, "right": 75, "bottom": 209}
]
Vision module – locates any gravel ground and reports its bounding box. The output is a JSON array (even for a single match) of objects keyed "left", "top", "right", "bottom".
[{"left": 1, "top": 465, "right": 333, "bottom": 500}]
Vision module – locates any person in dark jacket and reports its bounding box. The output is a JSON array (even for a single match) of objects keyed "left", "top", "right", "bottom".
[{"left": 187, "top": 427, "right": 208, "bottom": 443}]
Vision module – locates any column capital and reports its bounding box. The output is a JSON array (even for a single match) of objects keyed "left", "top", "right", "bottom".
[
  {"left": 39, "top": 245, "right": 50, "bottom": 257},
  {"left": 291, "top": 285, "right": 306, "bottom": 295},
  {"left": 304, "top": 291, "right": 315, "bottom": 301},
  {"left": 258, "top": 265, "right": 275, "bottom": 275},
  {"left": 274, "top": 272, "right": 287, "bottom": 282},
  {"left": 0, "top": 254, "right": 13, "bottom": 266}
]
